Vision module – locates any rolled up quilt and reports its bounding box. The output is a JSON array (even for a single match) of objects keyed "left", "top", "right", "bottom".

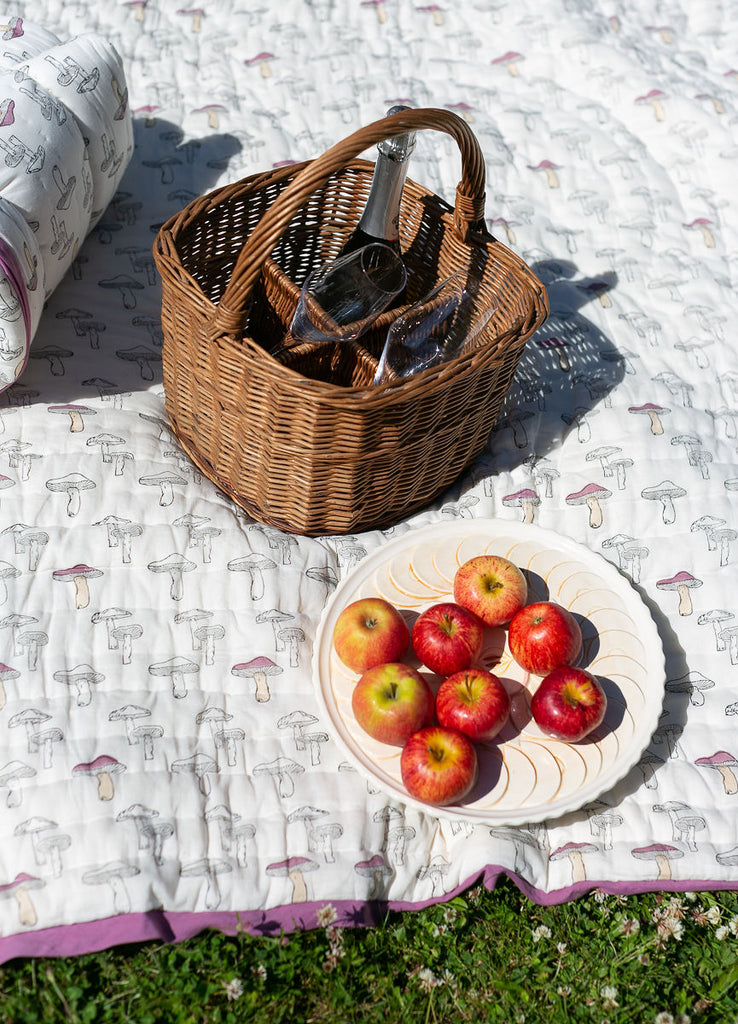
[{"left": 0, "top": 14, "right": 133, "bottom": 391}]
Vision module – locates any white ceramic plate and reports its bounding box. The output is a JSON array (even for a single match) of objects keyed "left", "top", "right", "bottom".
[{"left": 313, "top": 519, "right": 666, "bottom": 825}]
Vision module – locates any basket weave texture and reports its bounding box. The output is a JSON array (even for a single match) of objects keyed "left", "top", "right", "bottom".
[{"left": 153, "top": 108, "right": 549, "bottom": 535}]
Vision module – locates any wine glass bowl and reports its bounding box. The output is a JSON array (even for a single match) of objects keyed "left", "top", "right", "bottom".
[
  {"left": 372, "top": 272, "right": 498, "bottom": 386},
  {"left": 274, "top": 242, "right": 407, "bottom": 354}
]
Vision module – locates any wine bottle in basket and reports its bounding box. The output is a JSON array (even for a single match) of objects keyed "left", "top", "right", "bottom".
[{"left": 339, "top": 105, "right": 416, "bottom": 264}]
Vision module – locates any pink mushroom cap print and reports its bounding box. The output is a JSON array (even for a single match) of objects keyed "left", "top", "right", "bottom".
[
  {"left": 565, "top": 482, "right": 612, "bottom": 529},
  {"left": 52, "top": 563, "right": 103, "bottom": 610},
  {"left": 695, "top": 751, "right": 738, "bottom": 795},
  {"left": 73, "top": 754, "right": 126, "bottom": 801}
]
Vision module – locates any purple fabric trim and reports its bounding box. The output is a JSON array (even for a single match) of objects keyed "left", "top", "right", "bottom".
[
  {"left": 0, "top": 236, "right": 31, "bottom": 384},
  {"left": 0, "top": 867, "right": 736, "bottom": 964}
]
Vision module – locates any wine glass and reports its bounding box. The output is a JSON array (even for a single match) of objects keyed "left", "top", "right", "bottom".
[
  {"left": 274, "top": 242, "right": 407, "bottom": 353},
  {"left": 372, "top": 272, "right": 498, "bottom": 385}
]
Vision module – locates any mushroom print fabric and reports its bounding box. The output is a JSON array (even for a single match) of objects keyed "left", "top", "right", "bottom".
[
  {"left": 0, "top": 19, "right": 133, "bottom": 390},
  {"left": 0, "top": 0, "right": 737, "bottom": 962}
]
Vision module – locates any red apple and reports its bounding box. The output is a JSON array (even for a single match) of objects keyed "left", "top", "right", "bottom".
[
  {"left": 508, "top": 600, "right": 582, "bottom": 676},
  {"left": 411, "top": 601, "right": 483, "bottom": 676},
  {"left": 435, "top": 668, "right": 510, "bottom": 741},
  {"left": 530, "top": 666, "right": 606, "bottom": 742},
  {"left": 400, "top": 726, "right": 478, "bottom": 806},
  {"left": 351, "top": 662, "right": 435, "bottom": 746},
  {"left": 333, "top": 597, "right": 409, "bottom": 673},
  {"left": 453, "top": 554, "right": 527, "bottom": 627}
]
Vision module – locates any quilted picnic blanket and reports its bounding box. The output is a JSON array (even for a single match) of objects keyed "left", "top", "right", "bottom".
[{"left": 0, "top": 0, "right": 736, "bottom": 962}]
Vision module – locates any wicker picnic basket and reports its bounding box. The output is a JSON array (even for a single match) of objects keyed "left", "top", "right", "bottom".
[{"left": 153, "top": 108, "right": 549, "bottom": 535}]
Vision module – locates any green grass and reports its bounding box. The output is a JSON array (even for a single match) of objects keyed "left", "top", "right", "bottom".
[{"left": 2, "top": 879, "right": 738, "bottom": 1023}]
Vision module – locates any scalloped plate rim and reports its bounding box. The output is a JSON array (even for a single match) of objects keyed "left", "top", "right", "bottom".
[{"left": 312, "top": 518, "right": 666, "bottom": 826}]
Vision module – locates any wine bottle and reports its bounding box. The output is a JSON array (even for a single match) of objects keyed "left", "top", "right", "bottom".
[{"left": 340, "top": 105, "right": 416, "bottom": 258}]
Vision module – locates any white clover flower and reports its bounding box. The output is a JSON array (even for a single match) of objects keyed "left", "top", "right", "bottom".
[
  {"left": 593, "top": 889, "right": 608, "bottom": 903},
  {"left": 600, "top": 985, "right": 619, "bottom": 1009},
  {"left": 417, "top": 968, "right": 440, "bottom": 992},
  {"left": 532, "top": 924, "right": 551, "bottom": 942},
  {"left": 729, "top": 914, "right": 738, "bottom": 935},
  {"left": 619, "top": 916, "right": 640, "bottom": 936},
  {"left": 654, "top": 1013, "right": 674, "bottom": 1024},
  {"left": 556, "top": 941, "right": 567, "bottom": 954},
  {"left": 316, "top": 903, "right": 338, "bottom": 928},
  {"left": 253, "top": 963, "right": 267, "bottom": 981},
  {"left": 716, "top": 925, "right": 730, "bottom": 941},
  {"left": 706, "top": 905, "right": 722, "bottom": 925},
  {"left": 223, "top": 978, "right": 244, "bottom": 1002}
]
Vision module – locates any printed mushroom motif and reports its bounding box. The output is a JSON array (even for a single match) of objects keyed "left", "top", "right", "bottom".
[
  {"left": 82, "top": 862, "right": 140, "bottom": 914},
  {"left": 631, "top": 843, "right": 683, "bottom": 881},
  {"left": 549, "top": 842, "right": 597, "bottom": 884},
  {"left": 628, "top": 402, "right": 669, "bottom": 435},
  {"left": 73, "top": 755, "right": 126, "bottom": 801},
  {"left": 48, "top": 404, "right": 96, "bottom": 433},
  {"left": 109, "top": 704, "right": 151, "bottom": 744},
  {"left": 8, "top": 708, "right": 50, "bottom": 752},
  {"left": 565, "top": 482, "right": 611, "bottom": 529},
  {"left": 695, "top": 751, "right": 738, "bottom": 795},
  {"left": 111, "top": 623, "right": 144, "bottom": 664},
  {"left": 149, "top": 656, "right": 199, "bottom": 699},
  {"left": 0, "top": 613, "right": 36, "bottom": 656},
  {"left": 171, "top": 752, "right": 218, "bottom": 796},
  {"left": 354, "top": 854, "right": 393, "bottom": 899},
  {"left": 116, "top": 345, "right": 161, "bottom": 379},
  {"left": 256, "top": 608, "right": 294, "bottom": 649},
  {"left": 99, "top": 275, "right": 144, "bottom": 310},
  {"left": 116, "top": 804, "right": 160, "bottom": 853},
  {"left": 175, "top": 608, "right": 214, "bottom": 649},
  {"left": 652, "top": 801, "right": 706, "bottom": 851},
  {"left": 133, "top": 724, "right": 164, "bottom": 761},
  {"left": 641, "top": 480, "right": 686, "bottom": 525},
  {"left": 214, "top": 727, "right": 246, "bottom": 768},
  {"left": 656, "top": 571, "right": 702, "bottom": 616},
  {"left": 277, "top": 710, "right": 319, "bottom": 751},
  {"left": 86, "top": 432, "right": 126, "bottom": 463},
  {"left": 253, "top": 756, "right": 304, "bottom": 799},
  {"left": 0, "top": 873, "right": 44, "bottom": 926},
  {"left": 196, "top": 706, "right": 232, "bottom": 741},
  {"left": 147, "top": 553, "right": 196, "bottom": 601},
  {"left": 46, "top": 473, "right": 96, "bottom": 517},
  {"left": 227, "top": 553, "right": 277, "bottom": 601},
  {"left": 586, "top": 811, "right": 624, "bottom": 852},
  {"left": 636, "top": 88, "right": 667, "bottom": 120},
  {"left": 665, "top": 670, "right": 714, "bottom": 707},
  {"left": 489, "top": 826, "right": 547, "bottom": 873},
  {"left": 232, "top": 656, "right": 282, "bottom": 702},
  {"left": 30, "top": 727, "right": 64, "bottom": 770},
  {"left": 416, "top": 855, "right": 451, "bottom": 897},
  {"left": 386, "top": 823, "right": 415, "bottom": 867},
  {"left": 0, "top": 761, "right": 35, "bottom": 807},
  {"left": 0, "top": 662, "right": 20, "bottom": 707},
  {"left": 193, "top": 623, "right": 225, "bottom": 665},
  {"left": 683, "top": 218, "right": 715, "bottom": 247},
  {"left": 14, "top": 817, "right": 60, "bottom": 863},
  {"left": 265, "top": 856, "right": 318, "bottom": 903},
  {"left": 309, "top": 821, "right": 344, "bottom": 864},
  {"left": 492, "top": 50, "right": 524, "bottom": 76},
  {"left": 139, "top": 471, "right": 186, "bottom": 507},
  {"left": 181, "top": 858, "right": 232, "bottom": 910},
  {"left": 697, "top": 609, "right": 734, "bottom": 651},
  {"left": 54, "top": 664, "right": 104, "bottom": 707},
  {"left": 92, "top": 607, "right": 132, "bottom": 649},
  {"left": 52, "top": 564, "right": 103, "bottom": 609},
  {"left": 502, "top": 488, "right": 540, "bottom": 524}
]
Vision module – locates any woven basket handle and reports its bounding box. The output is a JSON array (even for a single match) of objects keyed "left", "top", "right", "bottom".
[{"left": 211, "top": 107, "right": 486, "bottom": 336}]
